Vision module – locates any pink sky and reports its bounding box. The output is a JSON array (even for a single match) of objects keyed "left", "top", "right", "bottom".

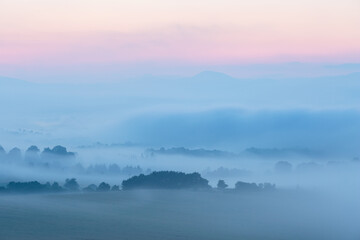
[{"left": 0, "top": 0, "right": 359, "bottom": 81}]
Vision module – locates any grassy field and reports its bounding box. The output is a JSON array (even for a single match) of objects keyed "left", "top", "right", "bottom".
[{"left": 0, "top": 190, "right": 358, "bottom": 240}]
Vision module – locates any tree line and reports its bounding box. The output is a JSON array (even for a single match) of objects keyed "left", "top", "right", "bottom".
[
  {"left": 0, "top": 145, "right": 75, "bottom": 162},
  {"left": 0, "top": 171, "right": 275, "bottom": 194}
]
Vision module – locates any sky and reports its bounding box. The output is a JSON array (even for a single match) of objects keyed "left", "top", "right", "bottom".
[
  {"left": 1, "top": 0, "right": 360, "bottom": 155},
  {"left": 0, "top": 0, "right": 359, "bottom": 82}
]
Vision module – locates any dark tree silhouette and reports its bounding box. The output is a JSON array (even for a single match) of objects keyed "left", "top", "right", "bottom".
[
  {"left": 97, "top": 182, "right": 111, "bottom": 192},
  {"left": 8, "top": 147, "right": 22, "bottom": 161},
  {"left": 235, "top": 181, "right": 259, "bottom": 191},
  {"left": 25, "top": 145, "right": 40, "bottom": 162},
  {"left": 217, "top": 180, "right": 228, "bottom": 189},
  {"left": 42, "top": 147, "right": 52, "bottom": 154},
  {"left": 122, "top": 171, "right": 210, "bottom": 190},
  {"left": 51, "top": 182, "right": 64, "bottom": 192},
  {"left": 26, "top": 145, "right": 40, "bottom": 153},
  {"left": 111, "top": 185, "right": 120, "bottom": 191},
  {"left": 64, "top": 178, "right": 79, "bottom": 191},
  {"left": 83, "top": 184, "right": 97, "bottom": 192},
  {"left": 235, "top": 181, "right": 276, "bottom": 192},
  {"left": 41, "top": 145, "right": 75, "bottom": 160},
  {"left": 52, "top": 145, "right": 74, "bottom": 156},
  {"left": 4, "top": 181, "right": 63, "bottom": 193},
  {"left": 7, "top": 181, "right": 46, "bottom": 193}
]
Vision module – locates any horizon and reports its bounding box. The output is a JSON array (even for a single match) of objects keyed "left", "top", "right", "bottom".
[{"left": 1, "top": 62, "right": 360, "bottom": 83}]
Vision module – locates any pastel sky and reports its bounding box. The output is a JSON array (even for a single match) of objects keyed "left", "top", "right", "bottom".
[{"left": 0, "top": 0, "right": 359, "bottom": 81}]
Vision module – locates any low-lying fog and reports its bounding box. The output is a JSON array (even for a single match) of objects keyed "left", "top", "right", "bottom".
[
  {"left": 0, "top": 144, "right": 359, "bottom": 193},
  {"left": 1, "top": 69, "right": 360, "bottom": 239}
]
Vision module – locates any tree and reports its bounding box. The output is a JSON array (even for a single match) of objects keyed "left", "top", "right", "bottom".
[
  {"left": 122, "top": 165, "right": 143, "bottom": 176},
  {"left": 51, "top": 182, "right": 63, "bottom": 192},
  {"left": 235, "top": 181, "right": 259, "bottom": 191},
  {"left": 41, "top": 146, "right": 76, "bottom": 161},
  {"left": 26, "top": 145, "right": 40, "bottom": 153},
  {"left": 52, "top": 145, "right": 69, "bottom": 155},
  {"left": 259, "top": 182, "right": 276, "bottom": 191},
  {"left": 217, "top": 180, "right": 228, "bottom": 189},
  {"left": 8, "top": 147, "right": 22, "bottom": 161},
  {"left": 97, "top": 182, "right": 111, "bottom": 192},
  {"left": 4, "top": 181, "right": 64, "bottom": 193},
  {"left": 111, "top": 185, "right": 120, "bottom": 191},
  {"left": 64, "top": 178, "right": 79, "bottom": 191},
  {"left": 235, "top": 181, "right": 276, "bottom": 192},
  {"left": 83, "top": 184, "right": 97, "bottom": 192},
  {"left": 0, "top": 145, "right": 5, "bottom": 154},
  {"left": 7, "top": 181, "right": 46, "bottom": 193},
  {"left": 0, "top": 145, "right": 6, "bottom": 160},
  {"left": 25, "top": 145, "right": 40, "bottom": 162},
  {"left": 122, "top": 171, "right": 210, "bottom": 190},
  {"left": 275, "top": 161, "right": 292, "bottom": 173},
  {"left": 108, "top": 164, "right": 121, "bottom": 174}
]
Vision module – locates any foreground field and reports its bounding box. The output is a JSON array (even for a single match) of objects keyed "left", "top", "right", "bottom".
[{"left": 0, "top": 190, "right": 359, "bottom": 240}]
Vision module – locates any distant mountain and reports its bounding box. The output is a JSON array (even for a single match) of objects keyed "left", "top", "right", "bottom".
[{"left": 191, "top": 71, "right": 235, "bottom": 81}]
